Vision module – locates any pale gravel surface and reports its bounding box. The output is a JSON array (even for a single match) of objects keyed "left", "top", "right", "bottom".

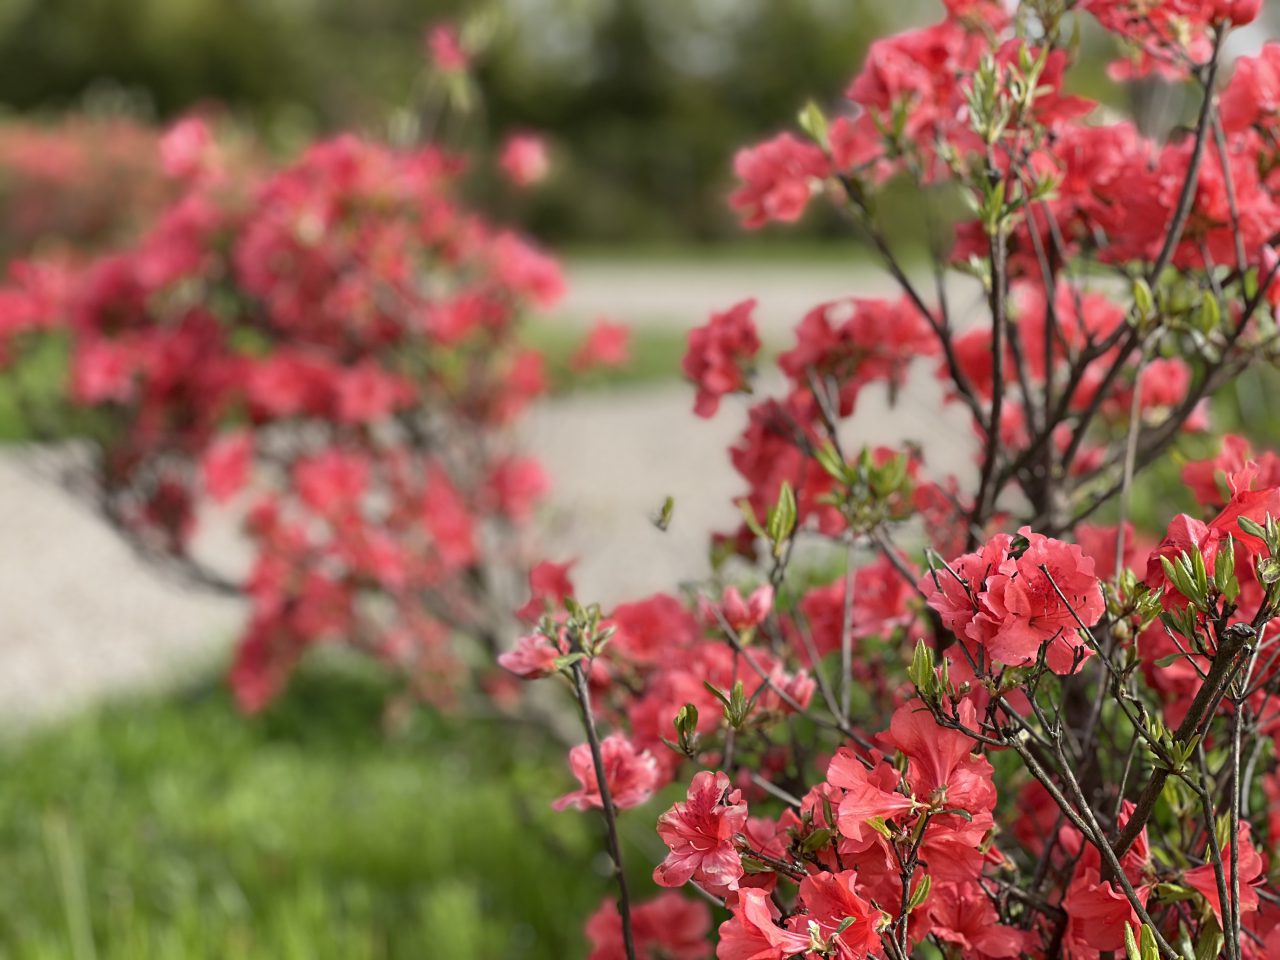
[
  {"left": 0, "top": 261, "right": 975, "bottom": 723},
  {"left": 561, "top": 258, "right": 983, "bottom": 336}
]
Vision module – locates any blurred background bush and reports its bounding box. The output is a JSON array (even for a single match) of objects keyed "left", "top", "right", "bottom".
[{"left": 0, "top": 0, "right": 910, "bottom": 249}]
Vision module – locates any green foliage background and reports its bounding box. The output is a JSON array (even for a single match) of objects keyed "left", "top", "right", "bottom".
[{"left": 0, "top": 0, "right": 899, "bottom": 244}]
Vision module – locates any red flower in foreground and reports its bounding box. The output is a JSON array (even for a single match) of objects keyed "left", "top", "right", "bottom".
[
  {"left": 683, "top": 299, "right": 761, "bottom": 418},
  {"left": 826, "top": 746, "right": 916, "bottom": 843},
  {"left": 497, "top": 631, "right": 564, "bottom": 680},
  {"left": 585, "top": 892, "right": 711, "bottom": 960},
  {"left": 515, "top": 559, "right": 576, "bottom": 623},
  {"left": 716, "top": 888, "right": 810, "bottom": 960},
  {"left": 702, "top": 584, "right": 774, "bottom": 632},
  {"left": 730, "top": 133, "right": 830, "bottom": 229},
  {"left": 553, "top": 734, "right": 661, "bottom": 812},
  {"left": 975, "top": 529, "right": 1103, "bottom": 672},
  {"left": 928, "top": 881, "right": 1025, "bottom": 958},
  {"left": 923, "top": 530, "right": 1104, "bottom": 673},
  {"left": 1185, "top": 825, "right": 1265, "bottom": 923},
  {"left": 920, "top": 534, "right": 1011, "bottom": 650},
  {"left": 655, "top": 770, "right": 748, "bottom": 890},
  {"left": 797, "top": 869, "right": 883, "bottom": 958}
]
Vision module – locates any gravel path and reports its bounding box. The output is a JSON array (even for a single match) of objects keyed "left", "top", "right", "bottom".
[
  {"left": 0, "top": 260, "right": 975, "bottom": 723},
  {"left": 561, "top": 258, "right": 981, "bottom": 336}
]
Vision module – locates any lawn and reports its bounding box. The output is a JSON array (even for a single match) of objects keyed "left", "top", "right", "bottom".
[{"left": 0, "top": 662, "right": 617, "bottom": 959}]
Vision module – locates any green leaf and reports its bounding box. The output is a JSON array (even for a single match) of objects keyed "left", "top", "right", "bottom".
[
  {"left": 906, "top": 874, "right": 932, "bottom": 912},
  {"left": 1237, "top": 515, "right": 1267, "bottom": 541},
  {"left": 1214, "top": 535, "right": 1235, "bottom": 594},
  {"left": 1133, "top": 277, "right": 1155, "bottom": 318},
  {"left": 551, "top": 652, "right": 587, "bottom": 671},
  {"left": 702, "top": 681, "right": 733, "bottom": 711},
  {"left": 797, "top": 100, "right": 830, "bottom": 149},
  {"left": 652, "top": 496, "right": 675, "bottom": 532},
  {"left": 1124, "top": 923, "right": 1141, "bottom": 960},
  {"left": 1196, "top": 294, "right": 1221, "bottom": 332},
  {"left": 739, "top": 500, "right": 766, "bottom": 539},
  {"left": 813, "top": 442, "right": 847, "bottom": 482},
  {"left": 908, "top": 638, "right": 937, "bottom": 701},
  {"left": 865, "top": 817, "right": 893, "bottom": 839},
  {"left": 1140, "top": 922, "right": 1159, "bottom": 960},
  {"left": 766, "top": 482, "right": 798, "bottom": 558},
  {"left": 800, "top": 828, "right": 835, "bottom": 855},
  {"left": 1194, "top": 922, "right": 1224, "bottom": 960}
]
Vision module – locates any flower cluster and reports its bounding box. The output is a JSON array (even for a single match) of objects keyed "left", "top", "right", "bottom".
[
  {"left": 0, "top": 118, "right": 581, "bottom": 710},
  {"left": 502, "top": 3, "right": 1280, "bottom": 958}
]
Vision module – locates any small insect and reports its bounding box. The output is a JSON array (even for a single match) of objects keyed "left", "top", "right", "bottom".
[{"left": 651, "top": 495, "right": 675, "bottom": 531}]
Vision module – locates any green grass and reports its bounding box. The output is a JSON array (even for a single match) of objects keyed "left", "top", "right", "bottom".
[
  {"left": 0, "top": 336, "right": 74, "bottom": 442},
  {"left": 522, "top": 319, "right": 687, "bottom": 394},
  {"left": 563, "top": 237, "right": 888, "bottom": 266},
  {"left": 0, "top": 662, "right": 610, "bottom": 960}
]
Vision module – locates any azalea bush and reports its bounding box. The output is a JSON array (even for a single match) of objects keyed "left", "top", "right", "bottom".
[
  {"left": 0, "top": 114, "right": 176, "bottom": 261},
  {"left": 0, "top": 26, "right": 600, "bottom": 712},
  {"left": 500, "top": 2, "right": 1280, "bottom": 958}
]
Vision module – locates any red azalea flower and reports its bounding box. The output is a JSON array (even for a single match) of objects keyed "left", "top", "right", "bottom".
[
  {"left": 497, "top": 632, "right": 564, "bottom": 680},
  {"left": 655, "top": 770, "right": 748, "bottom": 890},
  {"left": 715, "top": 888, "right": 810, "bottom": 960},
  {"left": 498, "top": 132, "right": 550, "bottom": 187},
  {"left": 515, "top": 559, "right": 576, "bottom": 623},
  {"left": 683, "top": 299, "right": 762, "bottom": 418},
  {"left": 585, "top": 892, "right": 711, "bottom": 960},
  {"left": 975, "top": 528, "right": 1103, "bottom": 672},
  {"left": 553, "top": 734, "right": 661, "bottom": 812},
  {"left": 1185, "top": 825, "right": 1266, "bottom": 924},
  {"left": 729, "top": 133, "right": 830, "bottom": 229},
  {"left": 797, "top": 870, "right": 882, "bottom": 959},
  {"left": 572, "top": 317, "right": 631, "bottom": 371}
]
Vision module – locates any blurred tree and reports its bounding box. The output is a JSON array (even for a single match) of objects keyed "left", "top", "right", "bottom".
[{"left": 0, "top": 0, "right": 894, "bottom": 243}]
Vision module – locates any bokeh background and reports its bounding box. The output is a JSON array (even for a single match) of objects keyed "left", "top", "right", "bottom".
[{"left": 3, "top": 2, "right": 1280, "bottom": 958}]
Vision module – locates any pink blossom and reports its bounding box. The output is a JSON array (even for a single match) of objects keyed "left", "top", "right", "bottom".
[
  {"left": 797, "top": 870, "right": 883, "bottom": 959},
  {"left": 683, "top": 299, "right": 761, "bottom": 418},
  {"left": 497, "top": 632, "right": 564, "bottom": 680},
  {"left": 160, "top": 116, "right": 217, "bottom": 181},
  {"left": 585, "top": 892, "right": 711, "bottom": 960},
  {"left": 553, "top": 735, "right": 661, "bottom": 812},
  {"left": 201, "top": 431, "right": 253, "bottom": 503},
  {"left": 483, "top": 456, "right": 548, "bottom": 522},
  {"left": 730, "top": 133, "right": 829, "bottom": 229},
  {"left": 703, "top": 584, "right": 774, "bottom": 632},
  {"left": 975, "top": 529, "right": 1103, "bottom": 672},
  {"left": 715, "top": 888, "right": 810, "bottom": 960},
  {"left": 498, "top": 132, "right": 550, "bottom": 187},
  {"left": 425, "top": 24, "right": 468, "bottom": 72},
  {"left": 336, "top": 361, "right": 412, "bottom": 425},
  {"left": 654, "top": 770, "right": 748, "bottom": 890},
  {"left": 572, "top": 318, "right": 630, "bottom": 371},
  {"left": 1185, "top": 825, "right": 1264, "bottom": 923},
  {"left": 827, "top": 747, "right": 916, "bottom": 842},
  {"left": 294, "top": 449, "right": 369, "bottom": 516},
  {"left": 515, "top": 559, "right": 576, "bottom": 623}
]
